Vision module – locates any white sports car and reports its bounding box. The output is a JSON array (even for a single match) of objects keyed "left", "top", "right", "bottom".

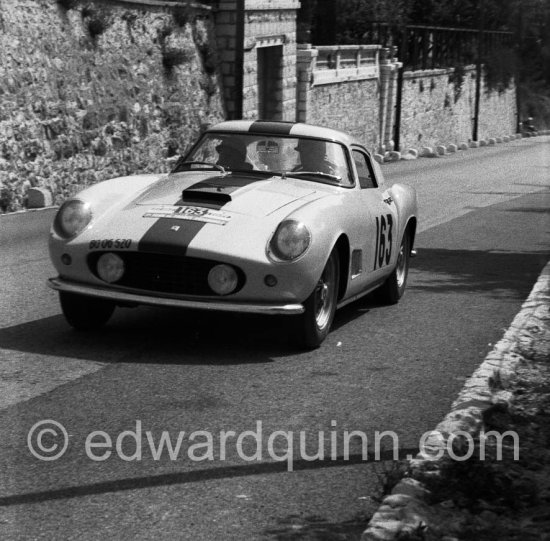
[{"left": 48, "top": 120, "right": 418, "bottom": 348}]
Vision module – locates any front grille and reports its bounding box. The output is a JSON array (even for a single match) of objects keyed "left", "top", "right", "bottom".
[{"left": 88, "top": 252, "right": 245, "bottom": 296}]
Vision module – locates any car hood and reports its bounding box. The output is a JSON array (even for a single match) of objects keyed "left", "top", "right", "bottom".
[
  {"left": 131, "top": 171, "right": 326, "bottom": 217},
  {"left": 65, "top": 171, "right": 338, "bottom": 260}
]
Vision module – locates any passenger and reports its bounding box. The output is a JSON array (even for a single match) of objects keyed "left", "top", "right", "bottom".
[{"left": 294, "top": 139, "right": 339, "bottom": 175}]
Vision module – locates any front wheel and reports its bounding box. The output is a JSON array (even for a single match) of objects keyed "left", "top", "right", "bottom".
[
  {"left": 296, "top": 248, "right": 340, "bottom": 349},
  {"left": 378, "top": 231, "right": 411, "bottom": 304},
  {"left": 60, "top": 291, "right": 115, "bottom": 330}
]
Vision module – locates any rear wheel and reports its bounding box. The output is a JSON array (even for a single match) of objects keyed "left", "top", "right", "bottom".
[
  {"left": 60, "top": 292, "right": 115, "bottom": 330},
  {"left": 297, "top": 248, "right": 340, "bottom": 349},
  {"left": 378, "top": 231, "right": 410, "bottom": 304}
]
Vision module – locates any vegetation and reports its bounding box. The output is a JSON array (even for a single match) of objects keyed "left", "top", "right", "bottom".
[{"left": 299, "top": 0, "right": 550, "bottom": 128}]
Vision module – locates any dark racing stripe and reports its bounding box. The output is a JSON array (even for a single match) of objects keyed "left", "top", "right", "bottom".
[
  {"left": 138, "top": 177, "right": 227, "bottom": 256},
  {"left": 138, "top": 216, "right": 216, "bottom": 256},
  {"left": 137, "top": 174, "right": 265, "bottom": 256},
  {"left": 249, "top": 121, "right": 295, "bottom": 135}
]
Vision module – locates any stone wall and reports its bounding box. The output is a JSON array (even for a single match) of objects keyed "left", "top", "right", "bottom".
[
  {"left": 399, "top": 66, "right": 517, "bottom": 151},
  {"left": 297, "top": 44, "right": 382, "bottom": 149},
  {"left": 307, "top": 79, "right": 380, "bottom": 148},
  {"left": 297, "top": 46, "right": 517, "bottom": 153},
  {"left": 215, "top": 0, "right": 300, "bottom": 121},
  {"left": 0, "top": 0, "right": 519, "bottom": 214},
  {"left": 0, "top": 0, "right": 224, "bottom": 212},
  {"left": 241, "top": 0, "right": 299, "bottom": 121}
]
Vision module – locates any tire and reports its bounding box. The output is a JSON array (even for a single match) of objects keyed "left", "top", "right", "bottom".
[
  {"left": 297, "top": 248, "right": 340, "bottom": 349},
  {"left": 59, "top": 291, "right": 115, "bottom": 330},
  {"left": 378, "top": 230, "right": 411, "bottom": 304}
]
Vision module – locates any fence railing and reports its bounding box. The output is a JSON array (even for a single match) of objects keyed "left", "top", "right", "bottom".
[{"left": 363, "top": 22, "right": 513, "bottom": 70}]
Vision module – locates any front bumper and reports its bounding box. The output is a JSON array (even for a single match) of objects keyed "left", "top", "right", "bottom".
[{"left": 48, "top": 277, "right": 305, "bottom": 316}]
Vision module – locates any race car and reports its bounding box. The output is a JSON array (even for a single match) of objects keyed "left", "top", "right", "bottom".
[{"left": 48, "top": 120, "right": 418, "bottom": 348}]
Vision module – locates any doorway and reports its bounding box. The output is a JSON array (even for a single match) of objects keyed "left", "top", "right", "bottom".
[{"left": 257, "top": 45, "right": 283, "bottom": 120}]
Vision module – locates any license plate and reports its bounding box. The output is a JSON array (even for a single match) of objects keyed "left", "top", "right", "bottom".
[{"left": 143, "top": 205, "right": 231, "bottom": 225}]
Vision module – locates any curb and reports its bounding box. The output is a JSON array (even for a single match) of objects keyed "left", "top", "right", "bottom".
[
  {"left": 362, "top": 259, "right": 550, "bottom": 541},
  {"left": 383, "top": 130, "right": 548, "bottom": 163}
]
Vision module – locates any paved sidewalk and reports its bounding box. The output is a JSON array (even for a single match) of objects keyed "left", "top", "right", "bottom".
[{"left": 363, "top": 260, "right": 550, "bottom": 540}]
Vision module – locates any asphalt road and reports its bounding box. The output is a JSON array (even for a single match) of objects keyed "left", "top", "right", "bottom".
[{"left": 0, "top": 136, "right": 549, "bottom": 540}]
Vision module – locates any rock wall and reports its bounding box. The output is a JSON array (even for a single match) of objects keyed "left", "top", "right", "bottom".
[
  {"left": 0, "top": 0, "right": 224, "bottom": 212},
  {"left": 308, "top": 79, "right": 380, "bottom": 149},
  {"left": 399, "top": 66, "right": 517, "bottom": 151}
]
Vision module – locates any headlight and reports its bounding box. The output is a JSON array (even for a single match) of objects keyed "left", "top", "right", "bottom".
[
  {"left": 208, "top": 264, "right": 239, "bottom": 295},
  {"left": 268, "top": 220, "right": 311, "bottom": 261},
  {"left": 54, "top": 200, "right": 92, "bottom": 239},
  {"left": 97, "top": 252, "right": 125, "bottom": 283}
]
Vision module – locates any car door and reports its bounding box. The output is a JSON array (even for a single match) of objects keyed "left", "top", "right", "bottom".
[{"left": 351, "top": 147, "right": 399, "bottom": 286}]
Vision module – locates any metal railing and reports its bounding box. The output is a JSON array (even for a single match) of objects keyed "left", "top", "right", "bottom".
[{"left": 363, "top": 22, "right": 513, "bottom": 71}]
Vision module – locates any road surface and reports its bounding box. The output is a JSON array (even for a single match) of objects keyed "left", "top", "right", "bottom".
[{"left": 0, "top": 136, "right": 548, "bottom": 540}]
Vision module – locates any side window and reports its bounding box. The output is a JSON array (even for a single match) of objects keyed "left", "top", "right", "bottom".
[{"left": 352, "top": 150, "right": 377, "bottom": 189}]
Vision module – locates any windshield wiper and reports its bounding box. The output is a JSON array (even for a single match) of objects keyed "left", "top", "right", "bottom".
[
  {"left": 282, "top": 170, "right": 343, "bottom": 182},
  {"left": 172, "top": 161, "right": 227, "bottom": 174}
]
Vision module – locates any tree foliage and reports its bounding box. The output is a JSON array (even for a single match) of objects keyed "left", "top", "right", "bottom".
[{"left": 302, "top": 0, "right": 550, "bottom": 87}]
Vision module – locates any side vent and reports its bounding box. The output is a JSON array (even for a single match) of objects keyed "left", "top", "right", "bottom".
[{"left": 351, "top": 249, "right": 363, "bottom": 278}]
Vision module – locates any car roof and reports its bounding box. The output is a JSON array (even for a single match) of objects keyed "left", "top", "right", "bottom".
[{"left": 206, "top": 120, "right": 364, "bottom": 148}]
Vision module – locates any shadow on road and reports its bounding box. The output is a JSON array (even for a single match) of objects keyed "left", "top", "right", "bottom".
[
  {"left": 0, "top": 450, "right": 418, "bottom": 507},
  {"left": 408, "top": 248, "right": 548, "bottom": 297},
  {"left": 0, "top": 309, "right": 300, "bottom": 364},
  {"left": 1, "top": 247, "right": 548, "bottom": 362}
]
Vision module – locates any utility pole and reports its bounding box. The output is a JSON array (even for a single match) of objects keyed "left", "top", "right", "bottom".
[
  {"left": 393, "top": 26, "right": 407, "bottom": 152},
  {"left": 472, "top": 0, "right": 484, "bottom": 141},
  {"left": 515, "top": 5, "right": 523, "bottom": 133}
]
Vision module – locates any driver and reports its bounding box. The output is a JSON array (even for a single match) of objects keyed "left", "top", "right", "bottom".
[{"left": 216, "top": 139, "right": 253, "bottom": 171}]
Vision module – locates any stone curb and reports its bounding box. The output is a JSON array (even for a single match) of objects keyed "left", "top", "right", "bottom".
[
  {"left": 362, "top": 260, "right": 550, "bottom": 541},
  {"left": 388, "top": 130, "right": 549, "bottom": 164},
  {"left": 27, "top": 187, "right": 53, "bottom": 209}
]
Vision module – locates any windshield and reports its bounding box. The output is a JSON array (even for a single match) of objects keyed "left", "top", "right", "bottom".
[{"left": 175, "top": 133, "right": 353, "bottom": 187}]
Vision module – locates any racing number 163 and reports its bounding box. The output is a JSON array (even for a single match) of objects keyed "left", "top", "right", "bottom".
[{"left": 374, "top": 214, "right": 393, "bottom": 270}]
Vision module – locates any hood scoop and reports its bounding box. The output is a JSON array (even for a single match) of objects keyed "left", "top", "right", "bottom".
[{"left": 181, "top": 188, "right": 232, "bottom": 205}]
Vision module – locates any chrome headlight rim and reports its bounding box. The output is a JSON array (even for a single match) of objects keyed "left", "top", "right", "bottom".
[
  {"left": 53, "top": 199, "right": 93, "bottom": 240},
  {"left": 267, "top": 219, "right": 312, "bottom": 263}
]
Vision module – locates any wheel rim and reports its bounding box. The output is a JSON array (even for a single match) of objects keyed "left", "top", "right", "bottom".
[
  {"left": 314, "top": 254, "right": 337, "bottom": 329},
  {"left": 396, "top": 235, "right": 409, "bottom": 289}
]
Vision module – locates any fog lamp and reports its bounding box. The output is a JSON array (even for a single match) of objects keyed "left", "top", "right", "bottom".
[
  {"left": 208, "top": 264, "right": 238, "bottom": 296},
  {"left": 97, "top": 252, "right": 125, "bottom": 283}
]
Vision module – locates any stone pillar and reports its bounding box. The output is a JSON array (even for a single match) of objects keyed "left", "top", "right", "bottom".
[
  {"left": 214, "top": 0, "right": 300, "bottom": 121},
  {"left": 214, "top": 1, "right": 241, "bottom": 119},
  {"left": 378, "top": 47, "right": 402, "bottom": 152},
  {"left": 296, "top": 44, "right": 317, "bottom": 123},
  {"left": 242, "top": 0, "right": 300, "bottom": 121}
]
